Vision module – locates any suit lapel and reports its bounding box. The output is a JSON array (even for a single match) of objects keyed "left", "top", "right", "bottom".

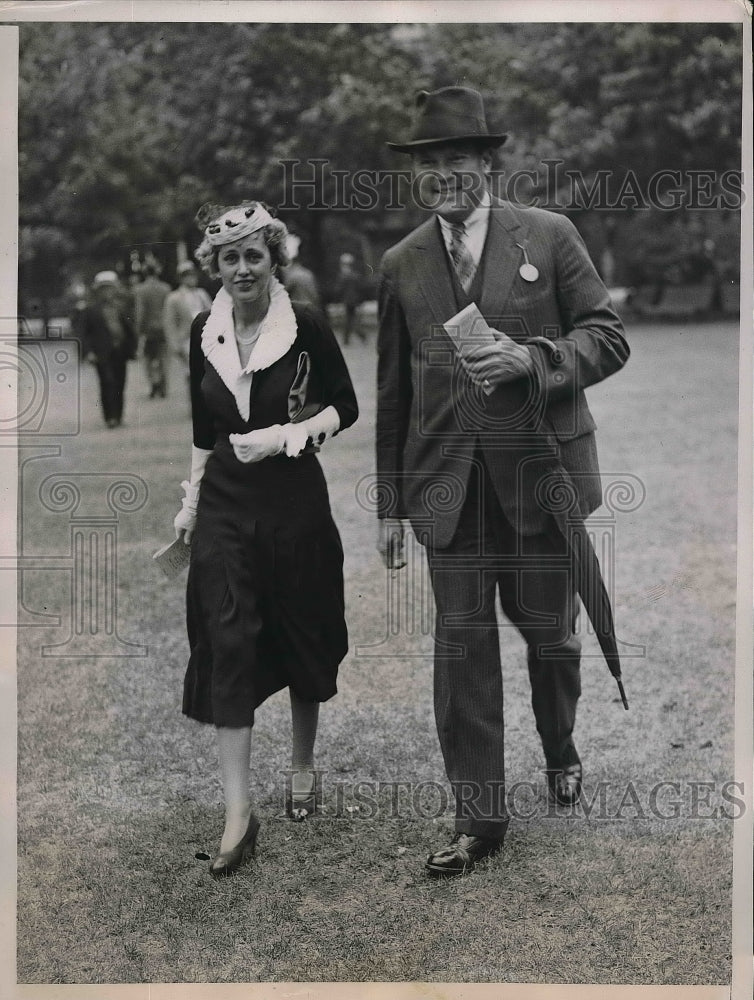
[
  {"left": 409, "top": 218, "right": 460, "bottom": 329},
  {"left": 476, "top": 199, "right": 527, "bottom": 322},
  {"left": 409, "top": 201, "right": 529, "bottom": 331}
]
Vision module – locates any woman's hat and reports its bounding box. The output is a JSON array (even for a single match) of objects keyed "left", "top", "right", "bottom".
[{"left": 387, "top": 86, "right": 508, "bottom": 153}]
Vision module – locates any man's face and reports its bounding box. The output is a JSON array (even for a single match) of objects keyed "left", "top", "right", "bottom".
[{"left": 412, "top": 143, "right": 492, "bottom": 222}]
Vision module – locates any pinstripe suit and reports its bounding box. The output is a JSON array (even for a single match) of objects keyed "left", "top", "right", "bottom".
[{"left": 376, "top": 196, "right": 629, "bottom": 837}]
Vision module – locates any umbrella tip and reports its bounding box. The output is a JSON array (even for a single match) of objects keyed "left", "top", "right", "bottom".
[{"left": 617, "top": 678, "right": 629, "bottom": 711}]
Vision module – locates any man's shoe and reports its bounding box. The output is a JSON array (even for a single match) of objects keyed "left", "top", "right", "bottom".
[
  {"left": 425, "top": 833, "right": 504, "bottom": 878},
  {"left": 547, "top": 763, "right": 583, "bottom": 807}
]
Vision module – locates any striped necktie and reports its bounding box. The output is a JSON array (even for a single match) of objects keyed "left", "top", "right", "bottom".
[{"left": 448, "top": 222, "right": 476, "bottom": 292}]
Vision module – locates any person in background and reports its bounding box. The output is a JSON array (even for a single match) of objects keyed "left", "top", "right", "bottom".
[
  {"left": 135, "top": 261, "right": 171, "bottom": 398},
  {"left": 333, "top": 252, "right": 365, "bottom": 345},
  {"left": 163, "top": 260, "right": 212, "bottom": 395},
  {"left": 81, "top": 270, "right": 137, "bottom": 428},
  {"left": 280, "top": 233, "right": 322, "bottom": 309},
  {"left": 173, "top": 200, "right": 358, "bottom": 878}
]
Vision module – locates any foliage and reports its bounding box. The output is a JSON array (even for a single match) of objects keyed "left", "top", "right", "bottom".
[{"left": 17, "top": 21, "right": 743, "bottom": 304}]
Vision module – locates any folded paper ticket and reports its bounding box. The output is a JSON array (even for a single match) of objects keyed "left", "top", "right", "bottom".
[
  {"left": 152, "top": 536, "right": 191, "bottom": 579},
  {"left": 443, "top": 302, "right": 501, "bottom": 395}
]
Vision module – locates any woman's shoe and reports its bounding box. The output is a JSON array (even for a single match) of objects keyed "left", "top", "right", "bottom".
[
  {"left": 209, "top": 811, "right": 260, "bottom": 878},
  {"left": 286, "top": 769, "right": 317, "bottom": 822}
]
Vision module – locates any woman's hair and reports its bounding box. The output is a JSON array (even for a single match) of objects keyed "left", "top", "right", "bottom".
[{"left": 193, "top": 200, "right": 290, "bottom": 277}]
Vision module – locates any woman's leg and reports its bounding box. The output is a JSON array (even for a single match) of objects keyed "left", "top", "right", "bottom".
[
  {"left": 289, "top": 690, "right": 319, "bottom": 801},
  {"left": 216, "top": 725, "right": 253, "bottom": 851}
]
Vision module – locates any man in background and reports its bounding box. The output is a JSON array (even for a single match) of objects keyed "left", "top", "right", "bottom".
[
  {"left": 135, "top": 260, "right": 171, "bottom": 398},
  {"left": 162, "top": 260, "right": 212, "bottom": 398}
]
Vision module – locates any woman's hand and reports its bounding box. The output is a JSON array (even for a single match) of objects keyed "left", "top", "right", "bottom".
[
  {"left": 174, "top": 480, "right": 201, "bottom": 544},
  {"left": 174, "top": 508, "right": 197, "bottom": 545},
  {"left": 281, "top": 422, "right": 309, "bottom": 458},
  {"left": 229, "top": 425, "right": 286, "bottom": 463}
]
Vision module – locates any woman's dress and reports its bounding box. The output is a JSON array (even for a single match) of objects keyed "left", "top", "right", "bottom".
[{"left": 182, "top": 297, "right": 358, "bottom": 727}]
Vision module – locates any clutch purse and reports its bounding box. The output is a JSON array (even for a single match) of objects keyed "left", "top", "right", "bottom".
[{"left": 288, "top": 351, "right": 325, "bottom": 423}]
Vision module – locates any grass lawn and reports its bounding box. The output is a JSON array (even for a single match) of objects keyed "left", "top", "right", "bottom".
[{"left": 15, "top": 318, "right": 739, "bottom": 984}]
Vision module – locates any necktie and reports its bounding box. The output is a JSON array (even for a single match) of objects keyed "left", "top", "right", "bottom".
[{"left": 448, "top": 222, "right": 476, "bottom": 292}]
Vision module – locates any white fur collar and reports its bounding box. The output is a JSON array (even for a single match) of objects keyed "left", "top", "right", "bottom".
[{"left": 200, "top": 277, "right": 297, "bottom": 422}]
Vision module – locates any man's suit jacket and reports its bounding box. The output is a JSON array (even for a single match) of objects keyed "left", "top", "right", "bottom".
[
  {"left": 80, "top": 304, "right": 137, "bottom": 361},
  {"left": 135, "top": 277, "right": 171, "bottom": 342},
  {"left": 163, "top": 285, "right": 212, "bottom": 355},
  {"left": 376, "top": 197, "right": 630, "bottom": 546}
]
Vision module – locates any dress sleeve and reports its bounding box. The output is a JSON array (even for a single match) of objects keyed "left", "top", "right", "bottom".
[
  {"left": 189, "top": 311, "right": 216, "bottom": 449},
  {"left": 294, "top": 305, "right": 359, "bottom": 432}
]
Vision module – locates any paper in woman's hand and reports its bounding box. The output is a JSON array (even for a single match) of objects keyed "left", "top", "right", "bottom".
[
  {"left": 443, "top": 303, "right": 499, "bottom": 395},
  {"left": 152, "top": 536, "right": 191, "bottom": 579}
]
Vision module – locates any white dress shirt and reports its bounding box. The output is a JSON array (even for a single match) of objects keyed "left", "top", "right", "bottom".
[{"left": 437, "top": 189, "right": 491, "bottom": 268}]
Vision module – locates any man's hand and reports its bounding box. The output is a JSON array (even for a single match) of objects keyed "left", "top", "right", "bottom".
[
  {"left": 377, "top": 517, "right": 407, "bottom": 570},
  {"left": 460, "top": 331, "right": 534, "bottom": 389}
]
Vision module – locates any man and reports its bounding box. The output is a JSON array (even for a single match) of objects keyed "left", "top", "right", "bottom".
[
  {"left": 280, "top": 232, "right": 322, "bottom": 309},
  {"left": 376, "top": 87, "right": 630, "bottom": 877},
  {"left": 334, "top": 252, "right": 366, "bottom": 345},
  {"left": 134, "top": 260, "right": 171, "bottom": 398},
  {"left": 81, "top": 270, "right": 137, "bottom": 428},
  {"left": 163, "top": 260, "right": 212, "bottom": 394}
]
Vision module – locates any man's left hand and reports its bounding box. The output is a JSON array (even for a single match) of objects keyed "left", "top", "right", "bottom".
[{"left": 460, "top": 336, "right": 534, "bottom": 389}]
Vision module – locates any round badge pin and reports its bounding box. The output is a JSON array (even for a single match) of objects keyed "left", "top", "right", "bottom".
[{"left": 519, "top": 263, "right": 539, "bottom": 282}]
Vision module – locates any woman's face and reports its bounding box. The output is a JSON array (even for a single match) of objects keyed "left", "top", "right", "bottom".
[{"left": 216, "top": 231, "right": 273, "bottom": 307}]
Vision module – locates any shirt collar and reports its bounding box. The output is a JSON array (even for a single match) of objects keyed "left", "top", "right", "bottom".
[{"left": 438, "top": 189, "right": 491, "bottom": 236}]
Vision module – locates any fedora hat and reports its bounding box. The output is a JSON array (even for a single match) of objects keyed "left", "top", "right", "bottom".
[{"left": 387, "top": 86, "right": 507, "bottom": 152}]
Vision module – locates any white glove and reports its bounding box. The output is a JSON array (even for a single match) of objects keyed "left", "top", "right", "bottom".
[
  {"left": 174, "top": 481, "right": 200, "bottom": 544},
  {"left": 301, "top": 405, "right": 340, "bottom": 446},
  {"left": 229, "top": 425, "right": 286, "bottom": 463},
  {"left": 281, "top": 422, "right": 309, "bottom": 458},
  {"left": 173, "top": 446, "right": 210, "bottom": 544}
]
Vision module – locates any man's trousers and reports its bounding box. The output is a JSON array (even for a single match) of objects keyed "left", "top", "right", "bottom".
[{"left": 425, "top": 455, "right": 582, "bottom": 839}]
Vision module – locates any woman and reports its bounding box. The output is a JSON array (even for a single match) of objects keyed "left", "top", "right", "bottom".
[
  {"left": 173, "top": 201, "right": 358, "bottom": 877},
  {"left": 81, "top": 271, "right": 137, "bottom": 428}
]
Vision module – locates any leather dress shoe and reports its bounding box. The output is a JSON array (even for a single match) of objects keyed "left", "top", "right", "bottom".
[
  {"left": 425, "top": 832, "right": 504, "bottom": 878},
  {"left": 547, "top": 763, "right": 583, "bottom": 807},
  {"left": 209, "top": 811, "right": 260, "bottom": 878}
]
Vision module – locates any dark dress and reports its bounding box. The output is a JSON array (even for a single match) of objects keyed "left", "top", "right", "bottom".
[{"left": 182, "top": 302, "right": 358, "bottom": 727}]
